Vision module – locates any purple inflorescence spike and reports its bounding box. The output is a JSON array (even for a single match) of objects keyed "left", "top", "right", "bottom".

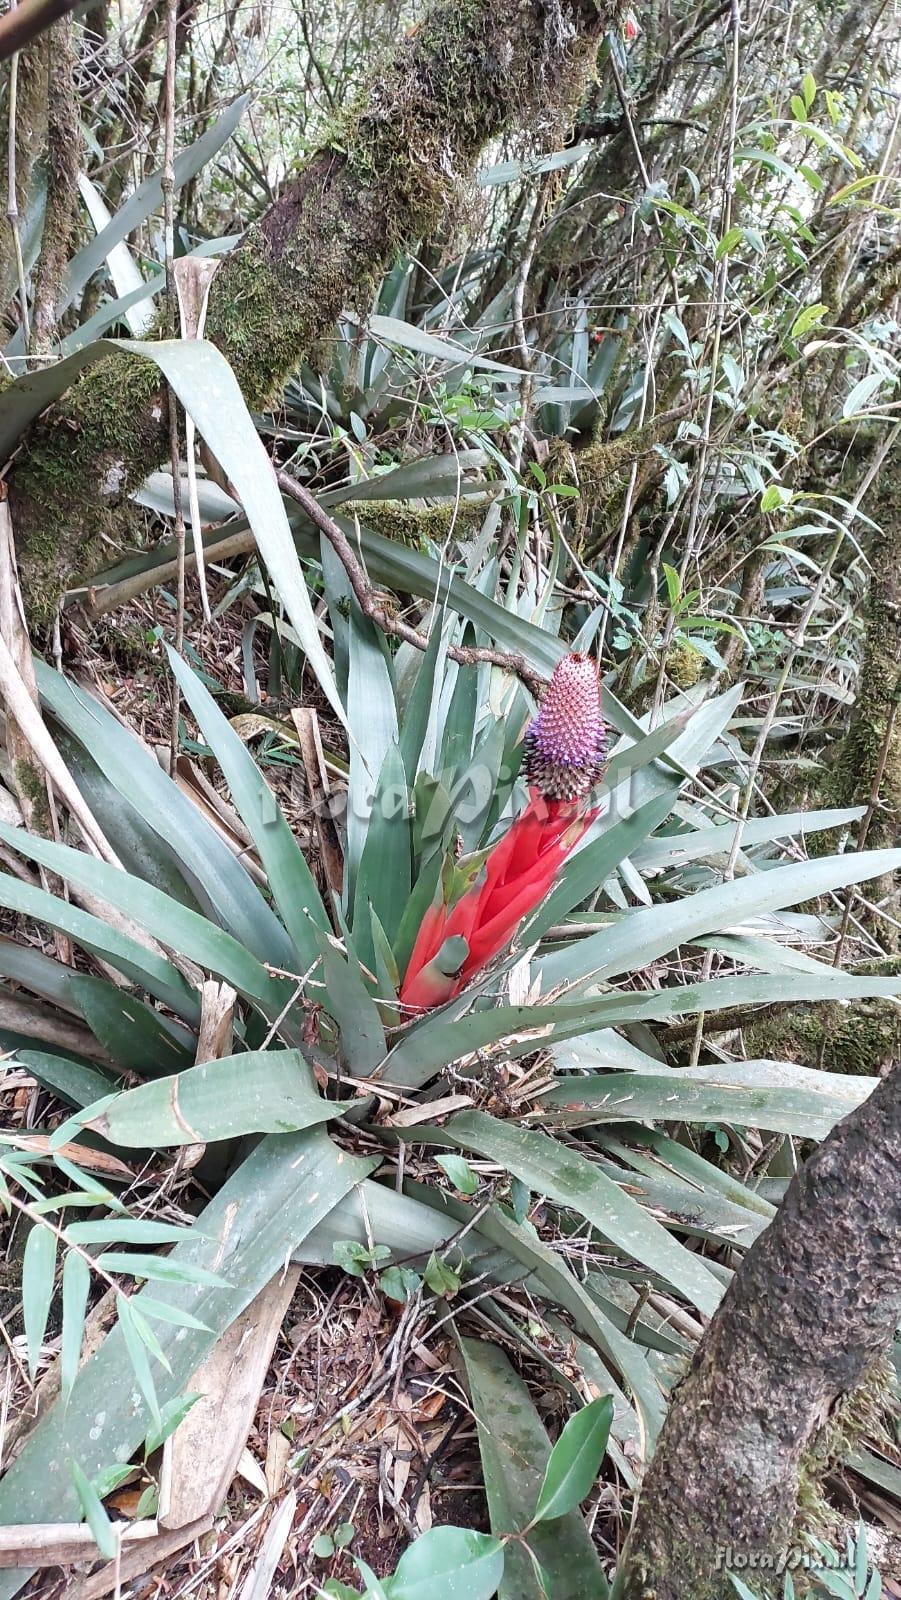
[{"left": 522, "top": 653, "right": 607, "bottom": 800}]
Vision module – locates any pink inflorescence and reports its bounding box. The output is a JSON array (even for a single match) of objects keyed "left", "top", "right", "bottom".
[{"left": 523, "top": 652, "right": 607, "bottom": 800}]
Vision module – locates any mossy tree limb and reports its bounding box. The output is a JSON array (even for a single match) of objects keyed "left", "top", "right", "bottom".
[
  {"left": 620, "top": 1061, "right": 901, "bottom": 1600},
  {"left": 10, "top": 0, "right": 617, "bottom": 624}
]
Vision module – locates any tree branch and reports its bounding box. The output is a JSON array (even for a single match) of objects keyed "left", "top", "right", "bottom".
[{"left": 275, "top": 469, "right": 545, "bottom": 698}]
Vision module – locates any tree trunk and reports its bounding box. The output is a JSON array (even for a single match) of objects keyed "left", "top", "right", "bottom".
[
  {"left": 620, "top": 1060, "right": 901, "bottom": 1600},
  {"left": 9, "top": 0, "right": 615, "bottom": 624}
]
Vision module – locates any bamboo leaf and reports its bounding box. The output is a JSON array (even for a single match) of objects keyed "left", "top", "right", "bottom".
[
  {"left": 69, "top": 1460, "right": 116, "bottom": 1561},
  {"left": 22, "top": 1223, "right": 58, "bottom": 1378},
  {"left": 60, "top": 1249, "right": 91, "bottom": 1404}
]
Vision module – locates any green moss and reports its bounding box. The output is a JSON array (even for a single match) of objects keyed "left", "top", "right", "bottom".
[
  {"left": 342, "top": 497, "right": 485, "bottom": 548},
  {"left": 745, "top": 999, "right": 900, "bottom": 1077},
  {"left": 795, "top": 1358, "right": 897, "bottom": 1557},
  {"left": 14, "top": 0, "right": 611, "bottom": 614},
  {"left": 13, "top": 757, "right": 51, "bottom": 834},
  {"left": 665, "top": 640, "right": 704, "bottom": 689},
  {"left": 12, "top": 352, "right": 166, "bottom": 626}
]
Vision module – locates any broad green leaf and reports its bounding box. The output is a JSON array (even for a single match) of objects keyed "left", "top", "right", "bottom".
[
  {"left": 715, "top": 226, "right": 743, "bottom": 259},
  {"left": 409, "top": 1111, "right": 723, "bottom": 1316},
  {"left": 70, "top": 1460, "right": 116, "bottom": 1560},
  {"left": 23, "top": 1224, "right": 58, "bottom": 1378},
  {"left": 842, "top": 371, "right": 884, "bottom": 418},
  {"left": 166, "top": 646, "right": 328, "bottom": 969},
  {"left": 317, "top": 932, "right": 387, "bottom": 1077},
  {"left": 15, "top": 1050, "right": 119, "bottom": 1111},
  {"left": 69, "top": 973, "right": 194, "bottom": 1077},
  {"left": 84, "top": 1049, "right": 342, "bottom": 1147},
  {"left": 790, "top": 302, "right": 829, "bottom": 338},
  {"left": 538, "top": 1062, "right": 874, "bottom": 1139},
  {"left": 533, "top": 1395, "right": 614, "bottom": 1523},
  {"left": 0, "top": 1130, "right": 375, "bottom": 1600},
  {"left": 459, "top": 1338, "right": 607, "bottom": 1599},
  {"left": 436, "top": 1155, "right": 479, "bottom": 1195},
  {"left": 386, "top": 1524, "right": 506, "bottom": 1600},
  {"left": 60, "top": 1250, "right": 91, "bottom": 1404}
]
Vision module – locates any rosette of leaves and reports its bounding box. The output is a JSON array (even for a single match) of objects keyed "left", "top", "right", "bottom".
[{"left": 0, "top": 610, "right": 899, "bottom": 1600}]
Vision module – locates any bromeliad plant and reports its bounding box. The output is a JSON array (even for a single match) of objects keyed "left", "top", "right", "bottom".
[{"left": 0, "top": 611, "right": 900, "bottom": 1595}]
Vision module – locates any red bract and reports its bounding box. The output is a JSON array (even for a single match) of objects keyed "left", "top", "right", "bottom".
[
  {"left": 399, "top": 654, "right": 606, "bottom": 1012},
  {"left": 399, "top": 792, "right": 599, "bottom": 1010}
]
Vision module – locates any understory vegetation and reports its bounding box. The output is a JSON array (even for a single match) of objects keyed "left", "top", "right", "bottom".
[{"left": 0, "top": 0, "right": 898, "bottom": 1595}]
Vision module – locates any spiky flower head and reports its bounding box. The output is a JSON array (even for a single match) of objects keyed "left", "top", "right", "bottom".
[{"left": 523, "top": 652, "right": 606, "bottom": 801}]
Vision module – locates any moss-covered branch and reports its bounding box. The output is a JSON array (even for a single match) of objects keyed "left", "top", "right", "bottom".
[{"left": 10, "top": 0, "right": 616, "bottom": 623}]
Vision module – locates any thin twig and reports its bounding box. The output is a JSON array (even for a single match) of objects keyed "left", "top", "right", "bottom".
[{"left": 275, "top": 469, "right": 546, "bottom": 698}]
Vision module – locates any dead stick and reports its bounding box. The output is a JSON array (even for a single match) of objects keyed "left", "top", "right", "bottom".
[{"left": 275, "top": 468, "right": 545, "bottom": 698}]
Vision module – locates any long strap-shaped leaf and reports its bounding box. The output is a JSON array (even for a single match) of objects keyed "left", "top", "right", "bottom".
[
  {"left": 166, "top": 646, "right": 329, "bottom": 970},
  {"left": 36, "top": 661, "right": 295, "bottom": 968},
  {"left": 459, "top": 1337, "right": 609, "bottom": 1600},
  {"left": 0, "top": 1129, "right": 375, "bottom": 1600},
  {"left": 404, "top": 1110, "right": 724, "bottom": 1317},
  {"left": 537, "top": 846, "right": 901, "bottom": 990},
  {"left": 382, "top": 968, "right": 901, "bottom": 1089},
  {"left": 0, "top": 822, "right": 287, "bottom": 1012},
  {"left": 0, "top": 872, "right": 197, "bottom": 1020}
]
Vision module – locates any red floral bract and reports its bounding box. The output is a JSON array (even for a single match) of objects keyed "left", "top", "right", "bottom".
[{"left": 399, "top": 654, "right": 606, "bottom": 1012}]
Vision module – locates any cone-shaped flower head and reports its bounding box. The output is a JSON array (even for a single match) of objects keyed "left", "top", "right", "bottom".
[
  {"left": 523, "top": 652, "right": 606, "bottom": 801},
  {"left": 399, "top": 654, "right": 607, "bottom": 1011}
]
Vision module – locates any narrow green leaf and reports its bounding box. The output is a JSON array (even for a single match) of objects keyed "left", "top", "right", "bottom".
[
  {"left": 70, "top": 1460, "right": 117, "bottom": 1561},
  {"left": 166, "top": 646, "right": 328, "bottom": 969},
  {"left": 0, "top": 821, "right": 288, "bottom": 1013},
  {"left": 60, "top": 1250, "right": 91, "bottom": 1404},
  {"left": 23, "top": 1224, "right": 58, "bottom": 1378}
]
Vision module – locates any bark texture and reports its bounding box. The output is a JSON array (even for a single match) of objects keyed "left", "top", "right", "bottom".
[
  {"left": 621, "top": 1060, "right": 901, "bottom": 1600},
  {"left": 9, "top": 0, "right": 615, "bottom": 623}
]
